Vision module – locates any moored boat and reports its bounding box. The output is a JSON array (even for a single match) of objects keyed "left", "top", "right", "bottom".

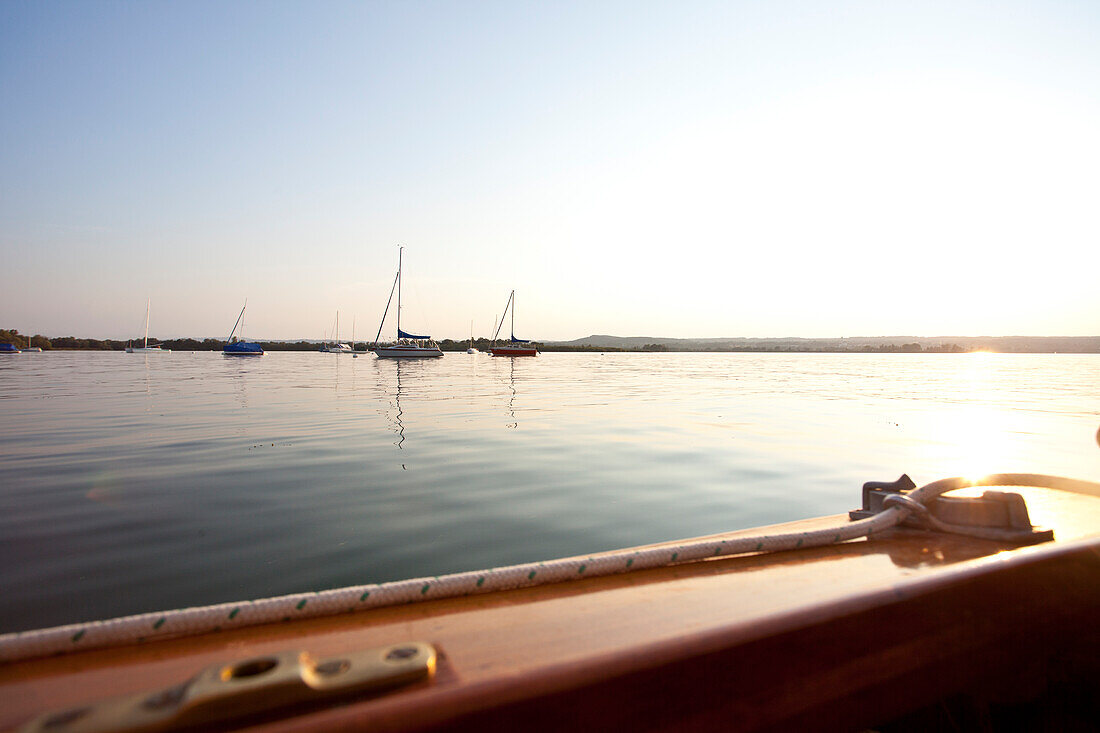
[
  {"left": 489, "top": 289, "right": 538, "bottom": 356},
  {"left": 0, "top": 343, "right": 20, "bottom": 354},
  {"left": 490, "top": 343, "right": 538, "bottom": 356},
  {"left": 466, "top": 320, "right": 478, "bottom": 353},
  {"left": 222, "top": 301, "right": 264, "bottom": 356},
  {"left": 372, "top": 247, "right": 443, "bottom": 358},
  {"left": 223, "top": 340, "right": 263, "bottom": 356},
  {"left": 319, "top": 311, "right": 354, "bottom": 353},
  {"left": 125, "top": 299, "right": 169, "bottom": 353},
  {"left": 374, "top": 342, "right": 444, "bottom": 358}
]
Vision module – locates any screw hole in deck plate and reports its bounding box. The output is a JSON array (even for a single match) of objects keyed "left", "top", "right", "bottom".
[
  {"left": 385, "top": 646, "right": 418, "bottom": 661},
  {"left": 314, "top": 659, "right": 351, "bottom": 676},
  {"left": 224, "top": 657, "right": 278, "bottom": 680}
]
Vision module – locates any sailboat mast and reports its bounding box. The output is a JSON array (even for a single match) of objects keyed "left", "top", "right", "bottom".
[
  {"left": 374, "top": 270, "right": 399, "bottom": 345},
  {"left": 143, "top": 299, "right": 150, "bottom": 349},
  {"left": 396, "top": 246, "right": 403, "bottom": 338},
  {"left": 510, "top": 290, "right": 515, "bottom": 341},
  {"left": 227, "top": 300, "right": 247, "bottom": 342}
]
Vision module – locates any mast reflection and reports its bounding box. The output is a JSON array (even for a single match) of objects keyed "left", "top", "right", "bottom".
[
  {"left": 376, "top": 358, "right": 411, "bottom": 454},
  {"left": 507, "top": 358, "right": 517, "bottom": 429}
]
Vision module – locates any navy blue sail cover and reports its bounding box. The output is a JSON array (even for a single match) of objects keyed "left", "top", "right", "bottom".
[
  {"left": 510, "top": 336, "right": 529, "bottom": 343},
  {"left": 224, "top": 341, "right": 263, "bottom": 354},
  {"left": 398, "top": 329, "right": 430, "bottom": 340}
]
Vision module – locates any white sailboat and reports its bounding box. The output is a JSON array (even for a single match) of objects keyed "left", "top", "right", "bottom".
[
  {"left": 373, "top": 247, "right": 444, "bottom": 358},
  {"left": 466, "top": 320, "right": 478, "bottom": 354},
  {"left": 125, "top": 300, "right": 169, "bottom": 353},
  {"left": 320, "top": 311, "right": 353, "bottom": 353}
]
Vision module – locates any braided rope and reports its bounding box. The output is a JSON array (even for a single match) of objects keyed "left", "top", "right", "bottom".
[{"left": 1, "top": 473, "right": 1094, "bottom": 663}]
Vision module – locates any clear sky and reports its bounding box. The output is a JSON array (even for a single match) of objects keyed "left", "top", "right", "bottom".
[{"left": 2, "top": 0, "right": 1098, "bottom": 341}]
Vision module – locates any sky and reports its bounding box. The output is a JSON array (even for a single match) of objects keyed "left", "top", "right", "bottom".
[{"left": 2, "top": 0, "right": 1098, "bottom": 342}]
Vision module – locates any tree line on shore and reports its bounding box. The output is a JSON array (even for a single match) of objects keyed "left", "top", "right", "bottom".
[{"left": 2, "top": 329, "right": 977, "bottom": 353}]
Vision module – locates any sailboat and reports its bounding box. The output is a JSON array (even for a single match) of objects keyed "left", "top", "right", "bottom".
[
  {"left": 489, "top": 290, "right": 538, "bottom": 356},
  {"left": 466, "top": 320, "right": 478, "bottom": 354},
  {"left": 319, "top": 311, "right": 353, "bottom": 353},
  {"left": 125, "top": 300, "right": 169, "bottom": 353},
  {"left": 222, "top": 301, "right": 264, "bottom": 356},
  {"left": 372, "top": 248, "right": 444, "bottom": 358}
]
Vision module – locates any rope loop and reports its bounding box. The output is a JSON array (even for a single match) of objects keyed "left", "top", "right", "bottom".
[{"left": 882, "top": 493, "right": 933, "bottom": 527}]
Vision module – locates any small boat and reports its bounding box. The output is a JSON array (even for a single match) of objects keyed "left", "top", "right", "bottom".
[
  {"left": 222, "top": 301, "right": 264, "bottom": 356},
  {"left": 125, "top": 300, "right": 169, "bottom": 353},
  {"left": 372, "top": 247, "right": 443, "bottom": 358},
  {"left": 22, "top": 346, "right": 42, "bottom": 352},
  {"left": 466, "top": 320, "right": 478, "bottom": 354},
  {"left": 319, "top": 312, "right": 354, "bottom": 353},
  {"left": 489, "top": 290, "right": 538, "bottom": 356},
  {"left": 0, "top": 343, "right": 19, "bottom": 354}
]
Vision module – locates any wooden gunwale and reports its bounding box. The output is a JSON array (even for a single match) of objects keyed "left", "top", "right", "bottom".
[{"left": 3, "top": 486, "right": 1099, "bottom": 732}]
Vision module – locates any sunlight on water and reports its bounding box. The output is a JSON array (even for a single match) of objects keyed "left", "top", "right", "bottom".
[
  {"left": 925, "top": 353, "right": 1026, "bottom": 481},
  {"left": 0, "top": 351, "right": 1097, "bottom": 631}
]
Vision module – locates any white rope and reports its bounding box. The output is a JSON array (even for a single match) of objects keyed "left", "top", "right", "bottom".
[{"left": 1, "top": 473, "right": 1093, "bottom": 664}]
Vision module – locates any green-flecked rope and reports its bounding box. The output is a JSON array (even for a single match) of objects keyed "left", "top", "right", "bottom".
[{"left": 1, "top": 473, "right": 1095, "bottom": 664}]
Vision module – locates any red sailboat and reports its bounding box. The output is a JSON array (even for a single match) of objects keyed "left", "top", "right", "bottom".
[{"left": 489, "top": 290, "right": 538, "bottom": 356}]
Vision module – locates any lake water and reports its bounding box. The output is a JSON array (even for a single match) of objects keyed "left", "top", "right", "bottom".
[{"left": 1, "top": 351, "right": 1097, "bottom": 632}]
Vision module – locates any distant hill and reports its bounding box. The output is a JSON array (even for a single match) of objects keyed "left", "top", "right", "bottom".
[{"left": 544, "top": 335, "right": 1100, "bottom": 353}]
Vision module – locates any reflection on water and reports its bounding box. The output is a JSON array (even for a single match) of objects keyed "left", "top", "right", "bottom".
[
  {"left": 505, "top": 358, "right": 518, "bottom": 429},
  {"left": 383, "top": 360, "right": 407, "bottom": 451},
  {"left": 0, "top": 352, "right": 1096, "bottom": 632}
]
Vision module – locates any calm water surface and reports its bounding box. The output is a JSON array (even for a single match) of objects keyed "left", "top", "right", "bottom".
[{"left": 1, "top": 351, "right": 1098, "bottom": 632}]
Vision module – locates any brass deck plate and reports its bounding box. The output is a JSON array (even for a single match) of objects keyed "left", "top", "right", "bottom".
[{"left": 19, "top": 641, "right": 436, "bottom": 733}]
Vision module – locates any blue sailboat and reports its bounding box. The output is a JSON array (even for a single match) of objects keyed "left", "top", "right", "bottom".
[{"left": 223, "top": 301, "right": 264, "bottom": 356}]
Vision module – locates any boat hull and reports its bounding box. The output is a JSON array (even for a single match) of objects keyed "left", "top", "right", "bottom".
[
  {"left": 490, "top": 347, "right": 538, "bottom": 356},
  {"left": 125, "top": 347, "right": 168, "bottom": 353},
  {"left": 223, "top": 343, "right": 264, "bottom": 356},
  {"left": 375, "top": 346, "right": 444, "bottom": 358}
]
